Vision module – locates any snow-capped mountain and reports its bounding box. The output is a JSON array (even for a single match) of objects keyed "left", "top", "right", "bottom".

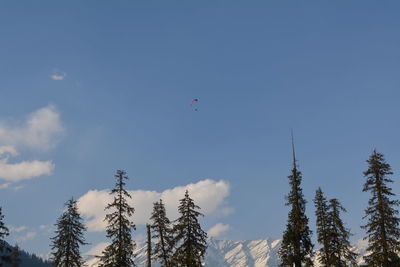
[
  {"left": 85, "top": 238, "right": 368, "bottom": 267},
  {"left": 205, "top": 238, "right": 281, "bottom": 267}
]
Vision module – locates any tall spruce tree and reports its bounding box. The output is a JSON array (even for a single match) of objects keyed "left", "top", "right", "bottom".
[
  {"left": 278, "top": 137, "right": 314, "bottom": 267},
  {"left": 362, "top": 150, "right": 400, "bottom": 267},
  {"left": 10, "top": 244, "right": 21, "bottom": 267},
  {"left": 0, "top": 207, "right": 10, "bottom": 266},
  {"left": 99, "top": 170, "right": 136, "bottom": 267},
  {"left": 149, "top": 200, "right": 174, "bottom": 267},
  {"left": 50, "top": 198, "right": 87, "bottom": 267},
  {"left": 173, "top": 190, "right": 207, "bottom": 267},
  {"left": 314, "top": 188, "right": 331, "bottom": 267},
  {"left": 327, "top": 198, "right": 357, "bottom": 267},
  {"left": 314, "top": 189, "right": 357, "bottom": 267}
]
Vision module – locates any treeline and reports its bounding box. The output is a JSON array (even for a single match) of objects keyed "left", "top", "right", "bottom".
[
  {"left": 0, "top": 225, "right": 51, "bottom": 267},
  {"left": 2, "top": 146, "right": 400, "bottom": 267},
  {"left": 278, "top": 142, "right": 400, "bottom": 267},
  {"left": 0, "top": 170, "right": 208, "bottom": 267}
]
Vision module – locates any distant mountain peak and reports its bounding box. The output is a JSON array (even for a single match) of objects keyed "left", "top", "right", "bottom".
[{"left": 85, "top": 237, "right": 368, "bottom": 267}]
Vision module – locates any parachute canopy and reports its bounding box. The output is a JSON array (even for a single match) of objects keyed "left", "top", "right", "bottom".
[{"left": 190, "top": 98, "right": 199, "bottom": 111}]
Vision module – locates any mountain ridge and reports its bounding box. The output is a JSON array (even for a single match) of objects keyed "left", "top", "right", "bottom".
[{"left": 84, "top": 237, "right": 367, "bottom": 267}]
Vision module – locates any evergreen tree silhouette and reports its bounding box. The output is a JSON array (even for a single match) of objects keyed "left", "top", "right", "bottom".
[
  {"left": 149, "top": 200, "right": 174, "bottom": 267},
  {"left": 0, "top": 207, "right": 10, "bottom": 266},
  {"left": 362, "top": 150, "right": 400, "bottom": 267},
  {"left": 50, "top": 198, "right": 87, "bottom": 267},
  {"left": 172, "top": 191, "right": 207, "bottom": 267},
  {"left": 327, "top": 198, "right": 357, "bottom": 266},
  {"left": 314, "top": 188, "right": 331, "bottom": 266},
  {"left": 278, "top": 135, "right": 314, "bottom": 267},
  {"left": 10, "top": 244, "right": 21, "bottom": 267},
  {"left": 98, "top": 170, "right": 136, "bottom": 267}
]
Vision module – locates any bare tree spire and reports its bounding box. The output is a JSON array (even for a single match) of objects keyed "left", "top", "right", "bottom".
[
  {"left": 146, "top": 224, "right": 151, "bottom": 267},
  {"left": 291, "top": 129, "right": 297, "bottom": 169}
]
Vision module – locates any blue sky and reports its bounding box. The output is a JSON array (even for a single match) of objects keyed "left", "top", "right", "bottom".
[{"left": 1, "top": 0, "right": 400, "bottom": 256}]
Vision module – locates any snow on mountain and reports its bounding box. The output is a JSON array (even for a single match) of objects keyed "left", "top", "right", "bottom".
[
  {"left": 85, "top": 238, "right": 369, "bottom": 267},
  {"left": 205, "top": 238, "right": 281, "bottom": 267}
]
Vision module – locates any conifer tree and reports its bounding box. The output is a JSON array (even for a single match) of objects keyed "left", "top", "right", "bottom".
[
  {"left": 50, "top": 198, "right": 87, "bottom": 267},
  {"left": 362, "top": 150, "right": 400, "bottom": 267},
  {"left": 149, "top": 200, "right": 174, "bottom": 267},
  {"left": 173, "top": 190, "right": 207, "bottom": 267},
  {"left": 10, "top": 244, "right": 21, "bottom": 267},
  {"left": 327, "top": 198, "right": 357, "bottom": 267},
  {"left": 0, "top": 207, "right": 10, "bottom": 266},
  {"left": 314, "top": 188, "right": 331, "bottom": 266},
  {"left": 314, "top": 188, "right": 357, "bottom": 267},
  {"left": 99, "top": 170, "right": 136, "bottom": 267},
  {"left": 278, "top": 138, "right": 314, "bottom": 267}
]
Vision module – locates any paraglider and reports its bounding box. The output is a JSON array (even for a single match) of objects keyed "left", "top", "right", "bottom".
[{"left": 190, "top": 98, "right": 199, "bottom": 111}]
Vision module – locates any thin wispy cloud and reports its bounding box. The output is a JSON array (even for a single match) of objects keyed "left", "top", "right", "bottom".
[
  {"left": 13, "top": 185, "right": 24, "bottom": 191},
  {"left": 78, "top": 179, "right": 231, "bottom": 232},
  {"left": 0, "top": 146, "right": 18, "bottom": 157},
  {"left": 9, "top": 225, "right": 28, "bottom": 233},
  {"left": 39, "top": 224, "right": 51, "bottom": 231},
  {"left": 50, "top": 69, "right": 66, "bottom": 81},
  {"left": 16, "top": 231, "right": 37, "bottom": 242},
  {"left": 0, "top": 182, "right": 11, "bottom": 189}
]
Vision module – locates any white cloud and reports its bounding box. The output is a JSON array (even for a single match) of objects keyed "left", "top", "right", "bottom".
[
  {"left": 39, "top": 224, "right": 49, "bottom": 230},
  {"left": 0, "top": 105, "right": 64, "bottom": 151},
  {"left": 50, "top": 75, "right": 65, "bottom": 81},
  {"left": 0, "top": 158, "right": 54, "bottom": 182},
  {"left": 78, "top": 179, "right": 231, "bottom": 232},
  {"left": 0, "top": 183, "right": 10, "bottom": 189},
  {"left": 0, "top": 146, "right": 18, "bottom": 157},
  {"left": 13, "top": 185, "right": 24, "bottom": 191},
  {"left": 50, "top": 69, "right": 66, "bottom": 81},
  {"left": 9, "top": 225, "right": 28, "bottom": 233},
  {"left": 39, "top": 224, "right": 54, "bottom": 233},
  {"left": 208, "top": 223, "right": 231, "bottom": 238},
  {"left": 0, "top": 106, "right": 63, "bottom": 183},
  {"left": 9, "top": 226, "right": 28, "bottom": 233},
  {"left": 16, "top": 231, "right": 37, "bottom": 242}
]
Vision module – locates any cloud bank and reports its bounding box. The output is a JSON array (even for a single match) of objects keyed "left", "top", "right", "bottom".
[
  {"left": 0, "top": 106, "right": 63, "bottom": 183},
  {"left": 78, "top": 179, "right": 231, "bottom": 232}
]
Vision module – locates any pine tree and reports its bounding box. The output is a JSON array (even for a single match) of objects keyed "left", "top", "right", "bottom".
[
  {"left": 50, "top": 198, "right": 87, "bottom": 267},
  {"left": 0, "top": 207, "right": 10, "bottom": 267},
  {"left": 98, "top": 170, "right": 136, "bottom": 267},
  {"left": 278, "top": 137, "right": 314, "bottom": 267},
  {"left": 149, "top": 200, "right": 174, "bottom": 267},
  {"left": 10, "top": 244, "right": 21, "bottom": 267},
  {"left": 314, "top": 188, "right": 357, "bottom": 267},
  {"left": 327, "top": 198, "right": 357, "bottom": 266},
  {"left": 314, "top": 188, "right": 331, "bottom": 266},
  {"left": 173, "top": 190, "right": 207, "bottom": 267},
  {"left": 362, "top": 150, "right": 400, "bottom": 267}
]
